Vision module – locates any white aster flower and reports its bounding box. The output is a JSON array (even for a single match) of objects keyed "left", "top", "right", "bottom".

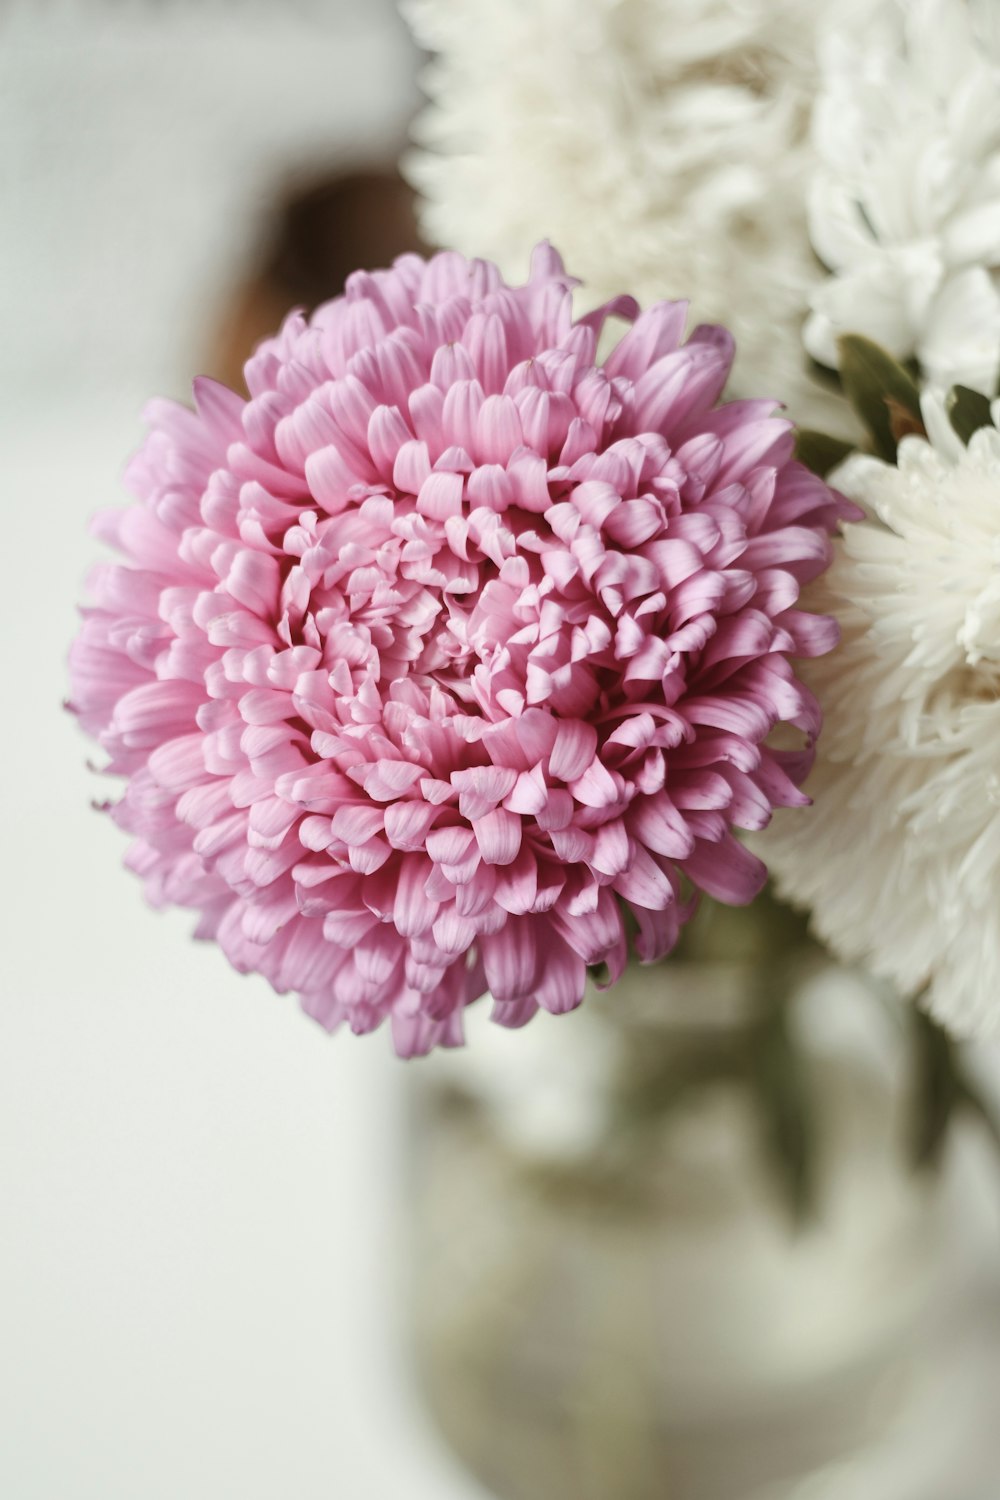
[
  {"left": 806, "top": 0, "right": 1000, "bottom": 396},
  {"left": 763, "top": 394, "right": 1000, "bottom": 1035},
  {"left": 402, "top": 0, "right": 844, "bottom": 429}
]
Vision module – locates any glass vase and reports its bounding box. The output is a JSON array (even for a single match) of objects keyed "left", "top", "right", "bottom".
[{"left": 406, "top": 920, "right": 963, "bottom": 1500}]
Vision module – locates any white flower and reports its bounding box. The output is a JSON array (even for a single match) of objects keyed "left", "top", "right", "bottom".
[
  {"left": 402, "top": 0, "right": 843, "bottom": 430},
  {"left": 762, "top": 394, "right": 1000, "bottom": 1035},
  {"left": 806, "top": 0, "right": 1000, "bottom": 396}
]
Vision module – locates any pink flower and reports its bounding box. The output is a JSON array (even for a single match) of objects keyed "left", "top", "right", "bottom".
[{"left": 70, "top": 244, "right": 849, "bottom": 1055}]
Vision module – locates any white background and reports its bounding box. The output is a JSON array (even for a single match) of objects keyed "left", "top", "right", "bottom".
[{"left": 0, "top": 5, "right": 487, "bottom": 1497}]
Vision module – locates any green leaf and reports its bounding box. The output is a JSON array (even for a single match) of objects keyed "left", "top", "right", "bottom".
[
  {"left": 795, "top": 428, "right": 855, "bottom": 478},
  {"left": 837, "top": 335, "right": 924, "bottom": 463},
  {"left": 806, "top": 354, "right": 847, "bottom": 393},
  {"left": 751, "top": 1004, "right": 816, "bottom": 1224},
  {"left": 909, "top": 1009, "right": 961, "bottom": 1172},
  {"left": 946, "top": 384, "right": 994, "bottom": 446},
  {"left": 908, "top": 1006, "right": 1000, "bottom": 1177}
]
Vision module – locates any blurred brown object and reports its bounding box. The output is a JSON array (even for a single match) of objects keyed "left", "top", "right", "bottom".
[{"left": 208, "top": 168, "right": 426, "bottom": 392}]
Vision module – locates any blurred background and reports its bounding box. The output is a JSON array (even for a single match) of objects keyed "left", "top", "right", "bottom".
[
  {"left": 2, "top": 5, "right": 1000, "bottom": 1500},
  {"left": 0, "top": 5, "right": 484, "bottom": 1498}
]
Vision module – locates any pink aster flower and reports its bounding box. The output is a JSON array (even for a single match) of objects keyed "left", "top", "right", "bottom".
[{"left": 69, "top": 244, "right": 849, "bottom": 1055}]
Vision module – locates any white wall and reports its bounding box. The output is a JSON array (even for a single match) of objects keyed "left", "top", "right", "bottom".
[{"left": 0, "top": 6, "right": 485, "bottom": 1498}]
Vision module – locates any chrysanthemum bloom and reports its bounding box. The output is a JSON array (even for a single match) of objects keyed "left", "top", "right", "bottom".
[
  {"left": 402, "top": 0, "right": 844, "bottom": 431},
  {"left": 763, "top": 396, "right": 1000, "bottom": 1034},
  {"left": 70, "top": 245, "right": 848, "bottom": 1055},
  {"left": 806, "top": 0, "right": 1000, "bottom": 396}
]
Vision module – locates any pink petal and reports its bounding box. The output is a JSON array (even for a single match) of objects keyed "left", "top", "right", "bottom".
[
  {"left": 480, "top": 918, "right": 538, "bottom": 1001},
  {"left": 473, "top": 809, "right": 522, "bottom": 865},
  {"left": 629, "top": 796, "right": 695, "bottom": 859},
  {"left": 352, "top": 760, "right": 425, "bottom": 801},
  {"left": 612, "top": 846, "right": 676, "bottom": 909},
  {"left": 682, "top": 834, "right": 767, "bottom": 905},
  {"left": 548, "top": 720, "right": 598, "bottom": 782},
  {"left": 534, "top": 943, "right": 586, "bottom": 1014},
  {"left": 394, "top": 857, "right": 439, "bottom": 937}
]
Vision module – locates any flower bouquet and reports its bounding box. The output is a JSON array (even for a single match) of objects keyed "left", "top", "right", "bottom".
[{"left": 68, "top": 0, "right": 1000, "bottom": 1494}]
